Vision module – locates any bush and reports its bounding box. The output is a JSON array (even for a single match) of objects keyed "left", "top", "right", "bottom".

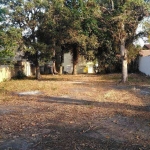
[{"left": 16, "top": 70, "right": 26, "bottom": 79}]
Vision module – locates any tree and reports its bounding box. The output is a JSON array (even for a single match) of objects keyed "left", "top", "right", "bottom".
[
  {"left": 62, "top": 0, "right": 100, "bottom": 74},
  {"left": 0, "top": 7, "right": 22, "bottom": 65},
  {"left": 143, "top": 18, "right": 150, "bottom": 42},
  {"left": 97, "top": 0, "right": 150, "bottom": 82},
  {"left": 2, "top": 0, "right": 50, "bottom": 79},
  {"left": 37, "top": 0, "right": 66, "bottom": 74},
  {"left": 38, "top": 0, "right": 100, "bottom": 75},
  {"left": 0, "top": 27, "right": 22, "bottom": 65},
  {"left": 3, "top": 0, "right": 148, "bottom": 79}
]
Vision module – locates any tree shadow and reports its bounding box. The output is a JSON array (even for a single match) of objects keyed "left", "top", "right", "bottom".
[
  {"left": 1, "top": 122, "right": 149, "bottom": 150},
  {"left": 38, "top": 96, "right": 150, "bottom": 112},
  {"left": 1, "top": 74, "right": 150, "bottom": 149}
]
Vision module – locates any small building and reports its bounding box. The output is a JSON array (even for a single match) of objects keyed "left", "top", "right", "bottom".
[
  {"left": 62, "top": 52, "right": 95, "bottom": 74},
  {"left": 14, "top": 59, "right": 32, "bottom": 77},
  {"left": 14, "top": 50, "right": 35, "bottom": 77},
  {"left": 139, "top": 44, "right": 150, "bottom": 76},
  {"left": 0, "top": 51, "right": 33, "bottom": 82},
  {"left": 0, "top": 65, "right": 12, "bottom": 82}
]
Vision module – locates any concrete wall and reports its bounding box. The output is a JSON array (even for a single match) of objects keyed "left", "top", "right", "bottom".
[
  {"left": 0, "top": 61, "right": 32, "bottom": 82},
  {"left": 0, "top": 65, "right": 12, "bottom": 82},
  {"left": 139, "top": 56, "right": 150, "bottom": 76},
  {"left": 14, "top": 60, "right": 32, "bottom": 77}
]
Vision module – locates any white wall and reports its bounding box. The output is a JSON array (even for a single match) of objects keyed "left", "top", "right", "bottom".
[
  {"left": 0, "top": 65, "right": 12, "bottom": 82},
  {"left": 63, "top": 52, "right": 95, "bottom": 74},
  {"left": 22, "top": 61, "right": 31, "bottom": 76},
  {"left": 14, "top": 60, "right": 32, "bottom": 77},
  {"left": 139, "top": 56, "right": 150, "bottom": 75},
  {"left": 63, "top": 52, "right": 73, "bottom": 73}
]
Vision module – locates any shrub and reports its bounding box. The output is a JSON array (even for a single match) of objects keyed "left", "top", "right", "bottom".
[{"left": 16, "top": 70, "right": 26, "bottom": 79}]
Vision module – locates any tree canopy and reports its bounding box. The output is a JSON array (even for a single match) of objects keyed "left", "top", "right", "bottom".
[
  {"left": 1, "top": 0, "right": 150, "bottom": 81},
  {"left": 0, "top": 7, "right": 22, "bottom": 65},
  {"left": 95, "top": 0, "right": 150, "bottom": 82}
]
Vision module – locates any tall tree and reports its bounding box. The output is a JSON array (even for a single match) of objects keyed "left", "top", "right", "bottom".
[
  {"left": 2, "top": 0, "right": 50, "bottom": 79},
  {"left": 0, "top": 7, "right": 22, "bottom": 65},
  {"left": 64, "top": 0, "right": 100, "bottom": 74},
  {"left": 0, "top": 27, "right": 22, "bottom": 65},
  {"left": 38, "top": 0, "right": 100, "bottom": 75},
  {"left": 37, "top": 0, "right": 66, "bottom": 74},
  {"left": 98, "top": 0, "right": 150, "bottom": 82}
]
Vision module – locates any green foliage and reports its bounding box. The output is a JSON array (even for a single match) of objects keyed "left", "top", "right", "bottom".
[
  {"left": 97, "top": 42, "right": 121, "bottom": 73},
  {"left": 95, "top": 0, "right": 150, "bottom": 75},
  {"left": 127, "top": 44, "right": 141, "bottom": 63},
  {"left": 6, "top": 0, "right": 49, "bottom": 60},
  {"left": 143, "top": 19, "right": 150, "bottom": 42},
  {"left": 15, "top": 70, "right": 27, "bottom": 79},
  {"left": 37, "top": 0, "right": 100, "bottom": 74},
  {"left": 0, "top": 27, "right": 22, "bottom": 65},
  {"left": 1, "top": 0, "right": 150, "bottom": 76},
  {"left": 127, "top": 44, "right": 141, "bottom": 73},
  {"left": 0, "top": 8, "right": 7, "bottom": 22}
]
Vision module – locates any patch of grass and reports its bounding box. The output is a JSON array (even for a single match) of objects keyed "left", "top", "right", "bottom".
[
  {"left": 0, "top": 73, "right": 150, "bottom": 149},
  {"left": 0, "top": 73, "right": 150, "bottom": 101},
  {"left": 128, "top": 73, "right": 150, "bottom": 85},
  {"left": 0, "top": 87, "right": 5, "bottom": 94},
  {"left": 99, "top": 73, "right": 150, "bottom": 85},
  {"left": 86, "top": 104, "right": 94, "bottom": 109},
  {"left": 100, "top": 74, "right": 122, "bottom": 81},
  {"left": 51, "top": 87, "right": 58, "bottom": 91}
]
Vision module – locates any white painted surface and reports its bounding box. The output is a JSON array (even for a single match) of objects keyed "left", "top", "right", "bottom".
[
  {"left": 63, "top": 52, "right": 94, "bottom": 74},
  {"left": 139, "top": 56, "right": 150, "bottom": 75},
  {"left": 88, "top": 64, "right": 94, "bottom": 73},
  {"left": 63, "top": 53, "right": 73, "bottom": 73},
  {"left": 22, "top": 61, "right": 32, "bottom": 76},
  {"left": 0, "top": 65, "right": 11, "bottom": 82}
]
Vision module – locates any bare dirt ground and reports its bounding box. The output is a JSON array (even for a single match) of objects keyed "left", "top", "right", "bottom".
[{"left": 0, "top": 74, "right": 150, "bottom": 150}]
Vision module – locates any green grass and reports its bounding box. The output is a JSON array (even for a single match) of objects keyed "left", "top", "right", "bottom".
[
  {"left": 100, "top": 74, "right": 122, "bottom": 81},
  {"left": 0, "top": 73, "right": 150, "bottom": 99}
]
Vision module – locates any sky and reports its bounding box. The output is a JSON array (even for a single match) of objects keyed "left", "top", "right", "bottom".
[{"left": 134, "top": 17, "right": 150, "bottom": 47}]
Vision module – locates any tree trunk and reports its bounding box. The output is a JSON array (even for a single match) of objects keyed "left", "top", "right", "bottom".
[
  {"left": 110, "top": 0, "right": 114, "bottom": 10},
  {"left": 59, "top": 65, "right": 63, "bottom": 75},
  {"left": 52, "top": 42, "right": 58, "bottom": 74},
  {"left": 72, "top": 44, "right": 79, "bottom": 75},
  {"left": 59, "top": 46, "right": 64, "bottom": 75},
  {"left": 53, "top": 60, "right": 57, "bottom": 74},
  {"left": 72, "top": 64, "right": 77, "bottom": 75},
  {"left": 36, "top": 65, "right": 41, "bottom": 79},
  {"left": 35, "top": 52, "right": 41, "bottom": 79},
  {"left": 120, "top": 39, "right": 128, "bottom": 83}
]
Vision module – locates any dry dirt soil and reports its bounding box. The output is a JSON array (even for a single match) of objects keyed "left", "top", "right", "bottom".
[{"left": 0, "top": 74, "right": 150, "bottom": 150}]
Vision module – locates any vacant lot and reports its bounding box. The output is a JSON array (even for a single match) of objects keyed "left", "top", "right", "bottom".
[{"left": 0, "top": 74, "right": 150, "bottom": 150}]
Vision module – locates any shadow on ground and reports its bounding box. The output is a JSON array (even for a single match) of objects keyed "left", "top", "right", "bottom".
[
  {"left": 38, "top": 96, "right": 150, "bottom": 112},
  {"left": 0, "top": 94, "right": 150, "bottom": 150},
  {"left": 1, "top": 74, "right": 150, "bottom": 150},
  {"left": 0, "top": 120, "right": 150, "bottom": 150}
]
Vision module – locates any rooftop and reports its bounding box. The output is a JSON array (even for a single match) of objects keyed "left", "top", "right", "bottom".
[
  {"left": 139, "top": 50, "right": 150, "bottom": 56},
  {"left": 143, "top": 44, "right": 150, "bottom": 50}
]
